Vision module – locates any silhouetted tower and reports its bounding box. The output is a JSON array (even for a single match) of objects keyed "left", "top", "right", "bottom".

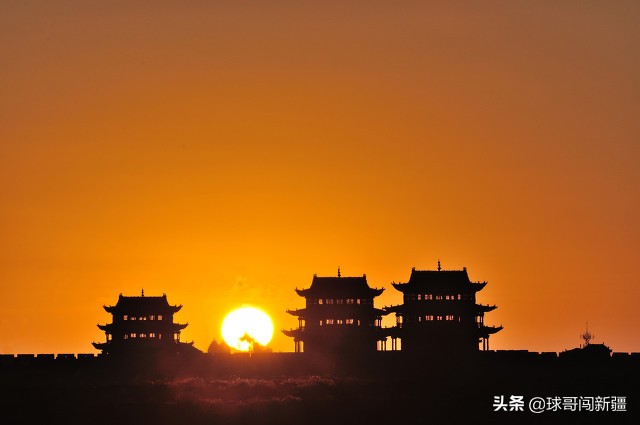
[
  {"left": 93, "top": 291, "right": 194, "bottom": 355},
  {"left": 283, "top": 271, "right": 389, "bottom": 355},
  {"left": 384, "top": 264, "right": 502, "bottom": 353}
]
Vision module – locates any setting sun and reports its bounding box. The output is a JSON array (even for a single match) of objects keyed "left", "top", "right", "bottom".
[{"left": 221, "top": 306, "right": 274, "bottom": 352}]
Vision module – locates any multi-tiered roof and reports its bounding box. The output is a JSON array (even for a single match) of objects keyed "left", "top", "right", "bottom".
[
  {"left": 283, "top": 271, "right": 388, "bottom": 355},
  {"left": 93, "top": 291, "right": 194, "bottom": 355},
  {"left": 384, "top": 264, "right": 502, "bottom": 352}
]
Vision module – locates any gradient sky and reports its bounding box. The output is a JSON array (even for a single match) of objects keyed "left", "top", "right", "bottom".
[{"left": 1, "top": 1, "right": 639, "bottom": 355}]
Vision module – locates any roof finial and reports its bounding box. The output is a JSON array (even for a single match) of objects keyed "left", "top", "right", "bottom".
[
  {"left": 437, "top": 259, "right": 441, "bottom": 272},
  {"left": 338, "top": 266, "right": 341, "bottom": 278},
  {"left": 581, "top": 321, "right": 593, "bottom": 346},
  {"left": 141, "top": 288, "right": 144, "bottom": 297}
]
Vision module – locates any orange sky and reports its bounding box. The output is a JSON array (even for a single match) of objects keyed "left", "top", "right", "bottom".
[{"left": 1, "top": 1, "right": 639, "bottom": 355}]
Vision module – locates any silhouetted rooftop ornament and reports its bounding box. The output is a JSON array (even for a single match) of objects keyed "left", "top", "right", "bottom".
[
  {"left": 438, "top": 260, "right": 441, "bottom": 271},
  {"left": 338, "top": 267, "right": 341, "bottom": 278},
  {"left": 141, "top": 288, "right": 144, "bottom": 297},
  {"left": 581, "top": 322, "right": 593, "bottom": 347}
]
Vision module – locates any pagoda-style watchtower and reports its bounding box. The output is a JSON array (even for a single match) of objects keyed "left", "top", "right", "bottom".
[
  {"left": 93, "top": 291, "right": 194, "bottom": 355},
  {"left": 384, "top": 263, "right": 502, "bottom": 353},
  {"left": 283, "top": 270, "right": 389, "bottom": 355}
]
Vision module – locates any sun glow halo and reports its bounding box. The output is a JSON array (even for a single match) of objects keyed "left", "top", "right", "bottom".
[{"left": 221, "top": 306, "right": 274, "bottom": 352}]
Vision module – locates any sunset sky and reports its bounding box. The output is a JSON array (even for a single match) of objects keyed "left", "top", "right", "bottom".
[{"left": 1, "top": 1, "right": 639, "bottom": 355}]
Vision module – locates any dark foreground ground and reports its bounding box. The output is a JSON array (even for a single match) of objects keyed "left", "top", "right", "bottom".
[{"left": 1, "top": 351, "right": 638, "bottom": 425}]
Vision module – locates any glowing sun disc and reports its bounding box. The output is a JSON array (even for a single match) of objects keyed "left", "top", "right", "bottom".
[{"left": 221, "top": 306, "right": 274, "bottom": 352}]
